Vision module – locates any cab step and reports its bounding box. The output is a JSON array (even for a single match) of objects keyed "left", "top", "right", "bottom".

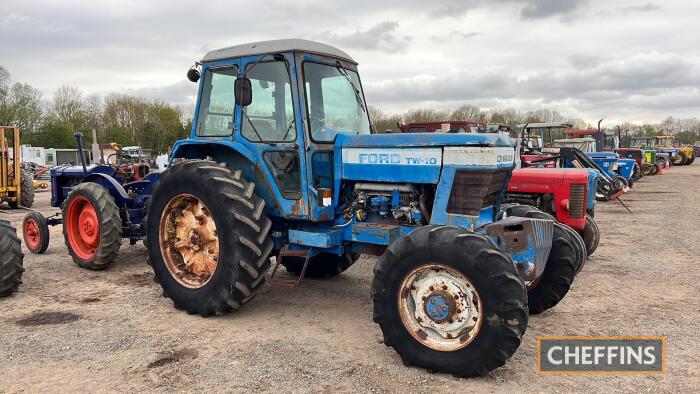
[{"left": 266, "top": 248, "right": 310, "bottom": 288}]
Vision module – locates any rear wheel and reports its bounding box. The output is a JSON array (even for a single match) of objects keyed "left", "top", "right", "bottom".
[
  {"left": 282, "top": 251, "right": 360, "bottom": 278},
  {"left": 372, "top": 225, "right": 527, "bottom": 377},
  {"left": 8, "top": 169, "right": 35, "bottom": 208},
  {"left": 62, "top": 183, "right": 122, "bottom": 269},
  {"left": 22, "top": 212, "right": 49, "bottom": 254},
  {"left": 579, "top": 215, "right": 600, "bottom": 258},
  {"left": 0, "top": 220, "right": 24, "bottom": 297},
  {"left": 146, "top": 160, "right": 273, "bottom": 316}
]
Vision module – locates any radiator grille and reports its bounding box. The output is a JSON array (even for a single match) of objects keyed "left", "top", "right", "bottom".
[
  {"left": 447, "top": 169, "right": 510, "bottom": 216},
  {"left": 568, "top": 184, "right": 585, "bottom": 219}
]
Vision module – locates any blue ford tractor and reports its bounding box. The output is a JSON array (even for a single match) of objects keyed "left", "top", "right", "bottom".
[
  {"left": 145, "top": 40, "right": 581, "bottom": 376},
  {"left": 24, "top": 40, "right": 582, "bottom": 377}
]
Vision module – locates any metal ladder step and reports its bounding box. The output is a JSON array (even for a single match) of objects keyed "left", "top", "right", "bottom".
[{"left": 266, "top": 248, "right": 310, "bottom": 289}]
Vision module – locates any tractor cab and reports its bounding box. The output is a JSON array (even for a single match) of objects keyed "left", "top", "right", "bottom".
[{"left": 516, "top": 122, "right": 572, "bottom": 153}]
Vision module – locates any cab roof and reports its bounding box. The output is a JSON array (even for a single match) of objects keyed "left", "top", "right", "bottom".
[{"left": 202, "top": 39, "right": 356, "bottom": 64}]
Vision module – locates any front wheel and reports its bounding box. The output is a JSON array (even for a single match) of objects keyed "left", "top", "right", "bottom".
[
  {"left": 146, "top": 160, "right": 273, "bottom": 316},
  {"left": 672, "top": 151, "right": 686, "bottom": 166},
  {"left": 22, "top": 212, "right": 50, "bottom": 254},
  {"left": 372, "top": 225, "right": 527, "bottom": 377},
  {"left": 685, "top": 154, "right": 694, "bottom": 165}
]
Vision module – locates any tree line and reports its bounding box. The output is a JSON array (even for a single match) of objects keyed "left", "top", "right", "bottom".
[{"left": 1, "top": 66, "right": 190, "bottom": 154}]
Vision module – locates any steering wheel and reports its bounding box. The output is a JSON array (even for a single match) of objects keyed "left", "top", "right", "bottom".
[{"left": 107, "top": 153, "right": 135, "bottom": 175}]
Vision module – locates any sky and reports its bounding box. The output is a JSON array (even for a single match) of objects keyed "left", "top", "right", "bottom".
[{"left": 1, "top": 0, "right": 699, "bottom": 125}]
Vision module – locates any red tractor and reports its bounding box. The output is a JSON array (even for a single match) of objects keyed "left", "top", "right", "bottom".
[{"left": 400, "top": 121, "right": 597, "bottom": 258}]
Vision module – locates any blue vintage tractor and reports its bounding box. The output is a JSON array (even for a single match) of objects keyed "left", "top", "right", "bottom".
[
  {"left": 22, "top": 133, "right": 159, "bottom": 268},
  {"left": 141, "top": 40, "right": 582, "bottom": 377}
]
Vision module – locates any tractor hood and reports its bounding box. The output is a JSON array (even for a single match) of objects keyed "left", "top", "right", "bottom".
[
  {"left": 335, "top": 132, "right": 515, "bottom": 148},
  {"left": 334, "top": 133, "right": 516, "bottom": 184}
]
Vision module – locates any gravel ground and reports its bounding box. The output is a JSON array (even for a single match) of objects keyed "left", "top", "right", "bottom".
[{"left": 1, "top": 164, "right": 699, "bottom": 393}]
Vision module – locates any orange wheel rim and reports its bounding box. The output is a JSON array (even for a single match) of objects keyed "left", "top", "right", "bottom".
[
  {"left": 23, "top": 218, "right": 41, "bottom": 249},
  {"left": 65, "top": 196, "right": 100, "bottom": 260},
  {"left": 159, "top": 194, "right": 220, "bottom": 289}
]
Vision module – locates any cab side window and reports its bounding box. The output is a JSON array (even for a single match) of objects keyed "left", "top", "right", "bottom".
[{"left": 241, "top": 61, "right": 296, "bottom": 143}]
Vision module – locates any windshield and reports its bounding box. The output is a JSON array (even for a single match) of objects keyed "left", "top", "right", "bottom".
[
  {"left": 303, "top": 62, "right": 371, "bottom": 142},
  {"left": 630, "top": 139, "right": 647, "bottom": 147}
]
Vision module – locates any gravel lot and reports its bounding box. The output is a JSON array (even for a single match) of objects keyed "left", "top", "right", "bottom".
[{"left": 1, "top": 164, "right": 699, "bottom": 393}]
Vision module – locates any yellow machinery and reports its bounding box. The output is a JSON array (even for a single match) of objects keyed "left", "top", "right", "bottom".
[
  {"left": 655, "top": 135, "right": 695, "bottom": 165},
  {"left": 1, "top": 126, "right": 34, "bottom": 208}
]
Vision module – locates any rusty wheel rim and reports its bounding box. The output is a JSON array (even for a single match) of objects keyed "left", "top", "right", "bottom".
[
  {"left": 397, "top": 264, "right": 483, "bottom": 352},
  {"left": 159, "top": 194, "right": 219, "bottom": 289}
]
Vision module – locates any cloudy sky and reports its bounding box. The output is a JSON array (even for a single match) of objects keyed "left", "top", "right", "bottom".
[{"left": 1, "top": 0, "right": 698, "bottom": 124}]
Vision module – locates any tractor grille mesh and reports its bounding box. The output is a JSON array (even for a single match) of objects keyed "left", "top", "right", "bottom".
[
  {"left": 569, "top": 184, "right": 585, "bottom": 219},
  {"left": 447, "top": 169, "right": 510, "bottom": 216}
]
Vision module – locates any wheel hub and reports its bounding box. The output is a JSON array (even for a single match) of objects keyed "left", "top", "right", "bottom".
[
  {"left": 423, "top": 290, "right": 456, "bottom": 323},
  {"left": 160, "top": 195, "right": 219, "bottom": 289},
  {"left": 398, "top": 264, "right": 483, "bottom": 351}
]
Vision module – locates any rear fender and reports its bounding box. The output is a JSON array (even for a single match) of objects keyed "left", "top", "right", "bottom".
[{"left": 170, "top": 139, "right": 286, "bottom": 218}]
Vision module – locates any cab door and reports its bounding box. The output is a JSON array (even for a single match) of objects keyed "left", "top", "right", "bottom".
[{"left": 235, "top": 55, "right": 309, "bottom": 218}]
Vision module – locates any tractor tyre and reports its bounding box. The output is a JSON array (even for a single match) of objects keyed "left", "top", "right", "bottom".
[
  {"left": 503, "top": 205, "right": 578, "bottom": 312},
  {"left": 504, "top": 205, "right": 585, "bottom": 275},
  {"left": 615, "top": 175, "right": 629, "bottom": 189},
  {"left": 372, "top": 225, "right": 527, "bottom": 377},
  {"left": 672, "top": 151, "right": 686, "bottom": 166},
  {"left": 651, "top": 164, "right": 659, "bottom": 175},
  {"left": 632, "top": 164, "right": 642, "bottom": 181},
  {"left": 685, "top": 154, "right": 695, "bottom": 165},
  {"left": 146, "top": 160, "right": 273, "bottom": 316},
  {"left": 526, "top": 222, "right": 577, "bottom": 314},
  {"left": 656, "top": 158, "right": 667, "bottom": 170},
  {"left": 62, "top": 183, "right": 122, "bottom": 270},
  {"left": 579, "top": 215, "right": 600, "bottom": 258},
  {"left": 9, "top": 169, "right": 35, "bottom": 208},
  {"left": 281, "top": 251, "right": 360, "bottom": 278},
  {"left": 0, "top": 220, "right": 24, "bottom": 297},
  {"left": 641, "top": 165, "right": 653, "bottom": 176},
  {"left": 22, "top": 211, "right": 50, "bottom": 254}
]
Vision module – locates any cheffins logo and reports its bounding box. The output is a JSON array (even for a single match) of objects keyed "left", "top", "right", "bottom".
[{"left": 537, "top": 336, "right": 665, "bottom": 375}]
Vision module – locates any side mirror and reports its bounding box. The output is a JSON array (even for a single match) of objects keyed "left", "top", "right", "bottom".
[
  {"left": 187, "top": 66, "right": 200, "bottom": 82},
  {"left": 234, "top": 78, "right": 252, "bottom": 107}
]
